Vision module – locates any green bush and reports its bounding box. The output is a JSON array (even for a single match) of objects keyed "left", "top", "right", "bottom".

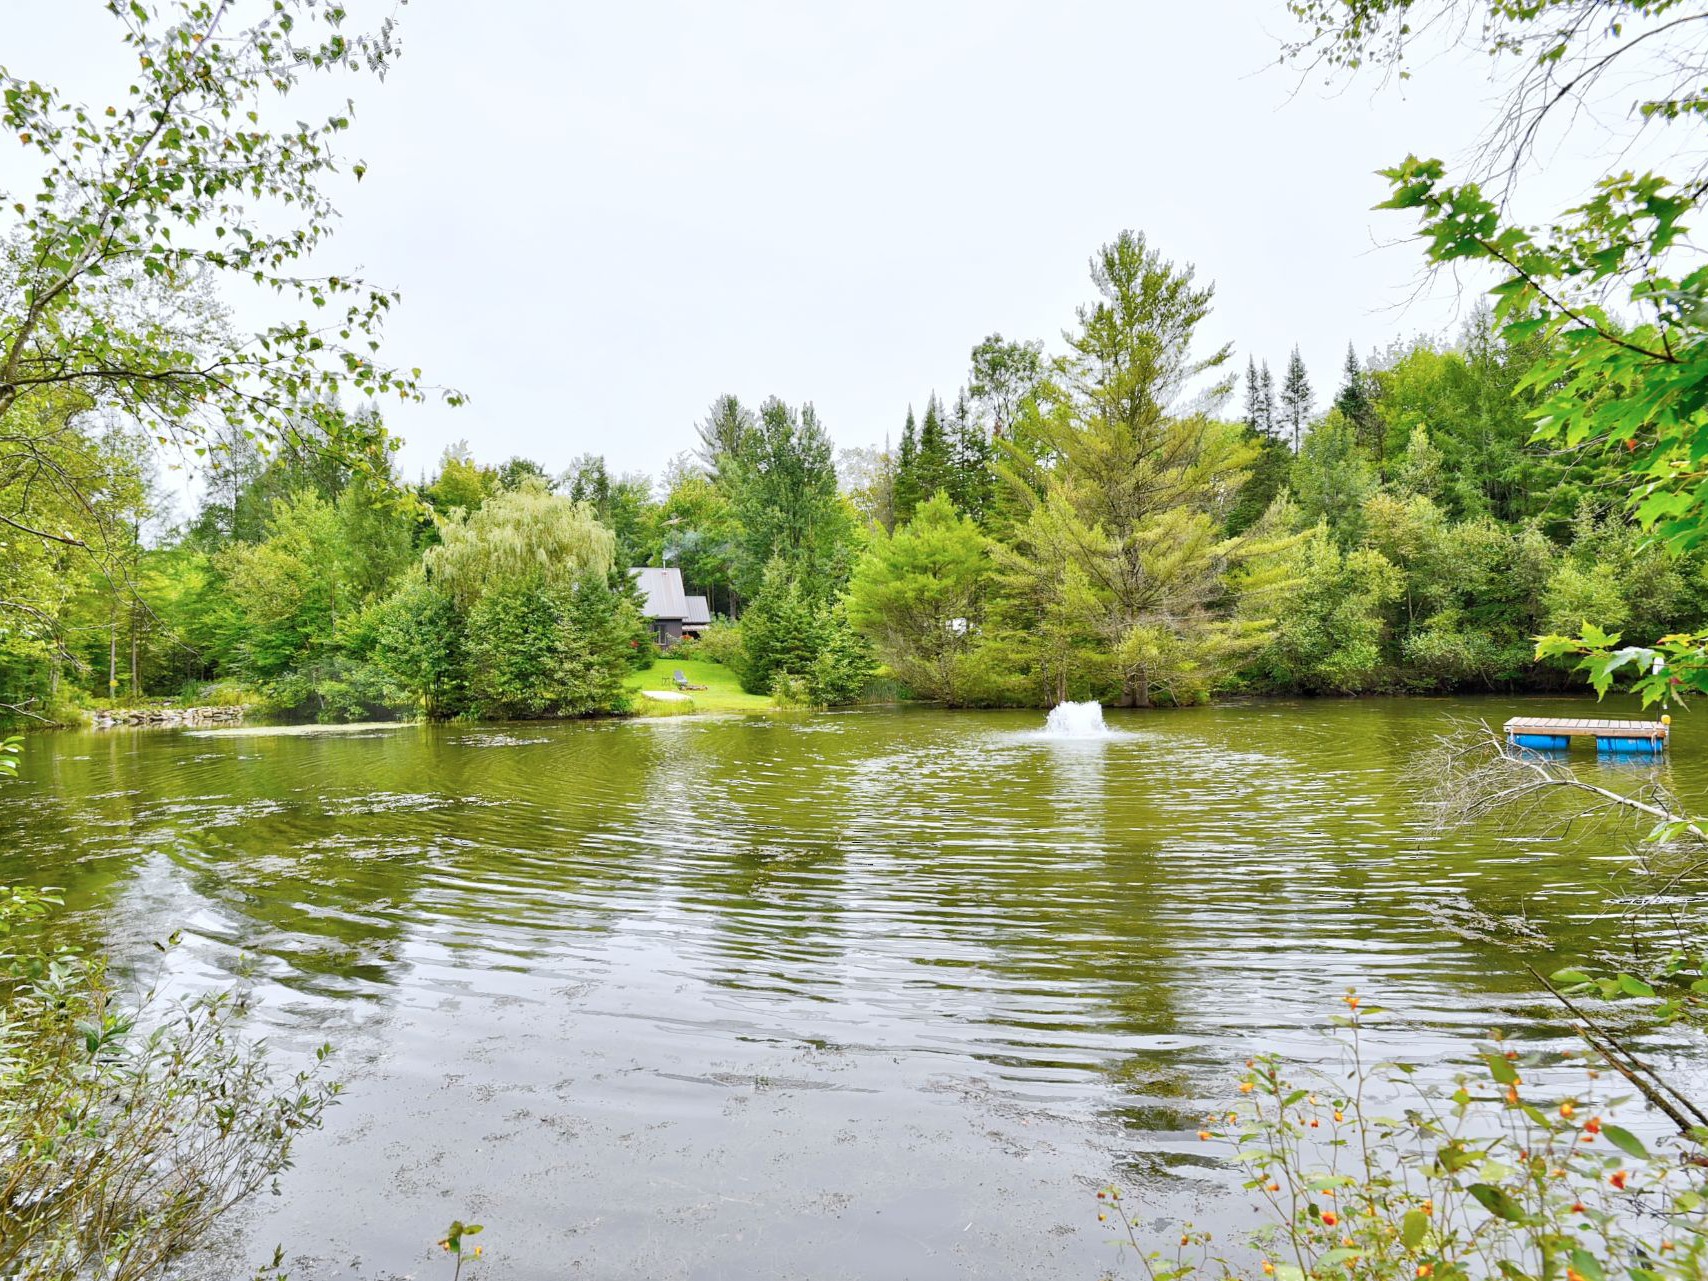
[
  {"left": 465, "top": 575, "right": 634, "bottom": 719},
  {"left": 683, "top": 617, "right": 743, "bottom": 668},
  {"left": 769, "top": 673, "right": 815, "bottom": 708},
  {"left": 0, "top": 882, "right": 339, "bottom": 1280}
]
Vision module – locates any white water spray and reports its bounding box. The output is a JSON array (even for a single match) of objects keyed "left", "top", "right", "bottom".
[{"left": 1041, "top": 700, "right": 1110, "bottom": 738}]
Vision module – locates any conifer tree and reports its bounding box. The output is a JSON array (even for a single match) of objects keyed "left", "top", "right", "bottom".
[
  {"left": 1245, "top": 357, "right": 1266, "bottom": 436},
  {"left": 1260, "top": 361, "right": 1277, "bottom": 439},
  {"left": 694, "top": 394, "right": 756, "bottom": 484},
  {"left": 946, "top": 390, "right": 994, "bottom": 522},
  {"left": 893, "top": 407, "right": 922, "bottom": 524},
  {"left": 914, "top": 394, "right": 954, "bottom": 504},
  {"left": 995, "top": 229, "right": 1281, "bottom": 707},
  {"left": 1332, "top": 342, "right": 1381, "bottom": 464},
  {"left": 1279, "top": 346, "right": 1313, "bottom": 452}
]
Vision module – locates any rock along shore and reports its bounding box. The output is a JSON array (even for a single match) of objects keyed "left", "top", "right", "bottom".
[{"left": 88, "top": 705, "right": 246, "bottom": 729}]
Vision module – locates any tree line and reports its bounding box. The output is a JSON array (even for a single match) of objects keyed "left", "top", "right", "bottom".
[{"left": 1, "top": 225, "right": 1688, "bottom": 723}]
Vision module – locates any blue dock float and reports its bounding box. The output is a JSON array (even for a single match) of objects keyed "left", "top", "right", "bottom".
[{"left": 1504, "top": 716, "right": 1669, "bottom": 755}]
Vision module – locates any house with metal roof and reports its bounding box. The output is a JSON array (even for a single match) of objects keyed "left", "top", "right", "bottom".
[
  {"left": 630, "top": 567, "right": 691, "bottom": 646},
  {"left": 682, "top": 594, "right": 711, "bottom": 638}
]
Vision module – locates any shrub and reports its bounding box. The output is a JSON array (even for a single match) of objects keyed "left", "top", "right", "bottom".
[
  {"left": 1104, "top": 995, "right": 1708, "bottom": 1281},
  {"left": 0, "top": 883, "right": 339, "bottom": 1280},
  {"left": 769, "top": 673, "right": 815, "bottom": 708},
  {"left": 685, "top": 618, "right": 743, "bottom": 668}
]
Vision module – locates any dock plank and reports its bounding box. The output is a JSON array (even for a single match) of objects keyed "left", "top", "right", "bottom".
[{"left": 1504, "top": 716, "right": 1668, "bottom": 740}]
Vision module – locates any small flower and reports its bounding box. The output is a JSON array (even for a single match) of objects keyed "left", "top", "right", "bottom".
[
  {"left": 1239, "top": 1081, "right": 1255, "bottom": 1094},
  {"left": 1417, "top": 1265, "right": 1434, "bottom": 1278},
  {"left": 1197, "top": 1129, "right": 1210, "bottom": 1141},
  {"left": 1321, "top": 1211, "right": 1339, "bottom": 1227},
  {"left": 1559, "top": 1101, "right": 1576, "bottom": 1119},
  {"left": 1421, "top": 1200, "right": 1433, "bottom": 1216},
  {"left": 1584, "top": 1117, "right": 1603, "bottom": 1135},
  {"left": 1261, "top": 1262, "right": 1275, "bottom": 1275},
  {"left": 1611, "top": 1169, "right": 1629, "bottom": 1190}
]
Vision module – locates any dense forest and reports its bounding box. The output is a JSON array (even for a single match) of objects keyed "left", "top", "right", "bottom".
[{"left": 1, "top": 228, "right": 1685, "bottom": 725}]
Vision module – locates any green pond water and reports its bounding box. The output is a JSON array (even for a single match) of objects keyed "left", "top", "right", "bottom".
[{"left": 2, "top": 697, "right": 1701, "bottom": 1280}]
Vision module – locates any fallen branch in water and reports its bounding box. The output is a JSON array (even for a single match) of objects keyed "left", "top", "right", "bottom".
[{"left": 1428, "top": 719, "right": 1708, "bottom": 846}]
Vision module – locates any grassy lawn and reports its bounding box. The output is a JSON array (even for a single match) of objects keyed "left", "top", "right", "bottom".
[{"left": 625, "top": 656, "right": 773, "bottom": 715}]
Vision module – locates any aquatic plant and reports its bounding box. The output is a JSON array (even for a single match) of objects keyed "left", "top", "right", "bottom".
[
  {"left": 438, "top": 1220, "right": 485, "bottom": 1281},
  {"left": 1104, "top": 993, "right": 1708, "bottom": 1280}
]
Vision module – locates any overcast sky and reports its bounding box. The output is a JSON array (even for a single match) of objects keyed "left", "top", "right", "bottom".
[{"left": 6, "top": 1, "right": 1636, "bottom": 492}]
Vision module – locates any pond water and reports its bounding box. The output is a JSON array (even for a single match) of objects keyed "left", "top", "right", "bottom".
[{"left": 2, "top": 697, "right": 1701, "bottom": 1280}]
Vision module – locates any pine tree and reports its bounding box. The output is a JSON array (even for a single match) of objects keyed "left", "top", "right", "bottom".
[
  {"left": 994, "top": 229, "right": 1273, "bottom": 707},
  {"left": 1333, "top": 342, "right": 1380, "bottom": 463},
  {"left": 946, "top": 390, "right": 994, "bottom": 522},
  {"left": 1260, "top": 360, "right": 1276, "bottom": 439},
  {"left": 1280, "top": 346, "right": 1313, "bottom": 452},
  {"left": 893, "top": 407, "right": 921, "bottom": 525},
  {"left": 1244, "top": 356, "right": 1265, "bottom": 436},
  {"left": 914, "top": 393, "right": 954, "bottom": 504}
]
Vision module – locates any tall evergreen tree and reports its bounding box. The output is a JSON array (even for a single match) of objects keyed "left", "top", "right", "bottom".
[
  {"left": 1244, "top": 356, "right": 1266, "bottom": 436},
  {"left": 914, "top": 393, "right": 954, "bottom": 503},
  {"left": 1260, "top": 361, "right": 1277, "bottom": 439},
  {"left": 995, "top": 229, "right": 1277, "bottom": 707},
  {"left": 946, "top": 390, "right": 994, "bottom": 522},
  {"left": 893, "top": 407, "right": 922, "bottom": 524},
  {"left": 1333, "top": 342, "right": 1381, "bottom": 464},
  {"left": 1279, "top": 346, "right": 1313, "bottom": 452},
  {"left": 694, "top": 394, "right": 756, "bottom": 484}
]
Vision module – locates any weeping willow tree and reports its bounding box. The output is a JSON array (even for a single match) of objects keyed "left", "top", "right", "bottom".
[
  {"left": 425, "top": 478, "right": 615, "bottom": 609},
  {"left": 996, "top": 231, "right": 1298, "bottom": 707}
]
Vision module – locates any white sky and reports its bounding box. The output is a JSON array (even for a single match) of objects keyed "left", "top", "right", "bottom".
[{"left": 4, "top": 1, "right": 1649, "bottom": 494}]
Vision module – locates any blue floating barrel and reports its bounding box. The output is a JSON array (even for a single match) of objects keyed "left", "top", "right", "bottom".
[
  {"left": 1597, "top": 736, "right": 1663, "bottom": 755},
  {"left": 1511, "top": 733, "right": 1570, "bottom": 751}
]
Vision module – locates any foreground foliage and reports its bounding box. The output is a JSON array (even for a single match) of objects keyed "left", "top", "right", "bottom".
[
  {"left": 1111, "top": 999, "right": 1708, "bottom": 1281},
  {"left": 0, "top": 882, "right": 338, "bottom": 1279}
]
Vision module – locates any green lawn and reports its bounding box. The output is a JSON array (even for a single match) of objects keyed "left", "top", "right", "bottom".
[{"left": 625, "top": 656, "right": 772, "bottom": 715}]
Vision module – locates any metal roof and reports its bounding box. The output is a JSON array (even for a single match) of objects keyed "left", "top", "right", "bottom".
[
  {"left": 682, "top": 595, "right": 711, "bottom": 627},
  {"left": 629, "top": 567, "right": 688, "bottom": 620}
]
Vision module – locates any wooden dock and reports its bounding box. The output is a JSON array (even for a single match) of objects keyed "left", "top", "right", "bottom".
[{"left": 1504, "top": 716, "right": 1668, "bottom": 754}]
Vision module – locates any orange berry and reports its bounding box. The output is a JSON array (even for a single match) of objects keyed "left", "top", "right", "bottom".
[
  {"left": 1585, "top": 1117, "right": 1602, "bottom": 1134},
  {"left": 1239, "top": 1082, "right": 1255, "bottom": 1094},
  {"left": 1261, "top": 1264, "right": 1275, "bottom": 1276},
  {"left": 1611, "top": 1170, "right": 1629, "bottom": 1190},
  {"left": 1197, "top": 1130, "right": 1210, "bottom": 1141},
  {"left": 1322, "top": 1211, "right": 1339, "bottom": 1227},
  {"left": 1417, "top": 1265, "right": 1434, "bottom": 1278}
]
